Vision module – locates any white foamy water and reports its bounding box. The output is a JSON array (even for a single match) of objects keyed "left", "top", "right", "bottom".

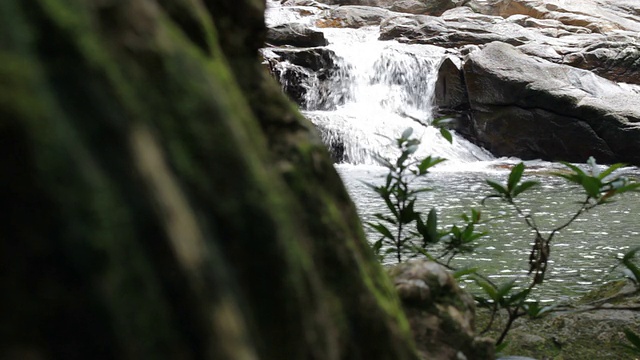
[
  {"left": 265, "top": 0, "right": 495, "bottom": 166},
  {"left": 309, "top": 27, "right": 495, "bottom": 165}
]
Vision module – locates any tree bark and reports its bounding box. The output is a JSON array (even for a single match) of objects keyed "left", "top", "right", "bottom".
[{"left": 0, "top": 0, "right": 418, "bottom": 359}]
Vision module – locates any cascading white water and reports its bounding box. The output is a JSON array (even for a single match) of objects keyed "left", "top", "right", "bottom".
[
  {"left": 305, "top": 27, "right": 495, "bottom": 165},
  {"left": 265, "top": 1, "right": 494, "bottom": 166}
]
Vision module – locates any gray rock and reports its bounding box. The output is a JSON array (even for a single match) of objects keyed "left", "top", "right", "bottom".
[
  {"left": 266, "top": 23, "right": 329, "bottom": 47},
  {"left": 269, "top": 47, "right": 336, "bottom": 71},
  {"left": 265, "top": 48, "right": 345, "bottom": 110},
  {"left": 390, "top": 260, "right": 496, "bottom": 360},
  {"left": 317, "top": 5, "right": 394, "bottom": 28},
  {"left": 562, "top": 39, "right": 640, "bottom": 84},
  {"left": 464, "top": 0, "right": 640, "bottom": 33},
  {"left": 314, "top": 0, "right": 464, "bottom": 15},
  {"left": 456, "top": 42, "right": 640, "bottom": 165},
  {"left": 379, "top": 11, "right": 538, "bottom": 47},
  {"left": 435, "top": 55, "right": 468, "bottom": 112}
]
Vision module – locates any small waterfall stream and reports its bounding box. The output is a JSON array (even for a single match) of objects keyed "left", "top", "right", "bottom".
[
  {"left": 263, "top": 1, "right": 640, "bottom": 301},
  {"left": 306, "top": 28, "right": 496, "bottom": 165},
  {"left": 266, "top": 1, "right": 494, "bottom": 166}
]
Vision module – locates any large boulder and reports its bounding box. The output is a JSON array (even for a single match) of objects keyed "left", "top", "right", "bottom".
[
  {"left": 379, "top": 9, "right": 539, "bottom": 47},
  {"left": 562, "top": 40, "right": 640, "bottom": 84},
  {"left": 266, "top": 23, "right": 329, "bottom": 47},
  {"left": 366, "top": 0, "right": 640, "bottom": 85},
  {"left": 390, "top": 261, "right": 495, "bottom": 360},
  {"left": 316, "top": 5, "right": 394, "bottom": 28},
  {"left": 455, "top": 42, "right": 640, "bottom": 164}
]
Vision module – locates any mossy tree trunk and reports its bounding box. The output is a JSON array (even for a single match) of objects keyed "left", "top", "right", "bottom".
[{"left": 0, "top": 0, "right": 418, "bottom": 359}]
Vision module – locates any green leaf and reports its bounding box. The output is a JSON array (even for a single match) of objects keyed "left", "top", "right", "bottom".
[
  {"left": 472, "top": 208, "right": 481, "bottom": 223},
  {"left": 506, "top": 288, "right": 531, "bottom": 306},
  {"left": 481, "top": 194, "right": 503, "bottom": 205},
  {"left": 559, "top": 161, "right": 588, "bottom": 178},
  {"left": 432, "top": 116, "right": 453, "bottom": 127},
  {"left": 581, "top": 176, "right": 602, "bottom": 198},
  {"left": 622, "top": 254, "right": 640, "bottom": 283},
  {"left": 623, "top": 247, "right": 640, "bottom": 262},
  {"left": 399, "top": 199, "right": 418, "bottom": 224},
  {"left": 466, "top": 231, "right": 488, "bottom": 242},
  {"left": 624, "top": 328, "right": 640, "bottom": 354},
  {"left": 598, "top": 162, "right": 626, "bottom": 180},
  {"left": 625, "top": 328, "right": 640, "bottom": 347},
  {"left": 367, "top": 222, "right": 394, "bottom": 240},
  {"left": 440, "top": 128, "right": 453, "bottom": 144},
  {"left": 513, "top": 180, "right": 539, "bottom": 197},
  {"left": 382, "top": 197, "right": 398, "bottom": 218},
  {"left": 454, "top": 267, "right": 478, "bottom": 279},
  {"left": 495, "top": 341, "right": 509, "bottom": 354},
  {"left": 417, "top": 156, "right": 446, "bottom": 175},
  {"left": 473, "top": 276, "right": 498, "bottom": 302},
  {"left": 408, "top": 187, "right": 434, "bottom": 197},
  {"left": 401, "top": 127, "right": 413, "bottom": 140},
  {"left": 427, "top": 208, "right": 438, "bottom": 239},
  {"left": 497, "top": 278, "right": 517, "bottom": 299},
  {"left": 372, "top": 238, "right": 384, "bottom": 254},
  {"left": 486, "top": 180, "right": 509, "bottom": 196},
  {"left": 507, "top": 163, "right": 525, "bottom": 192},
  {"left": 612, "top": 183, "right": 640, "bottom": 194},
  {"left": 418, "top": 208, "right": 440, "bottom": 246},
  {"left": 461, "top": 224, "right": 475, "bottom": 241},
  {"left": 411, "top": 246, "right": 436, "bottom": 261},
  {"left": 374, "top": 213, "right": 397, "bottom": 225}
]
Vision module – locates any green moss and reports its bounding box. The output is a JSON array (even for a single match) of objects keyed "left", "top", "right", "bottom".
[{"left": 577, "top": 280, "right": 627, "bottom": 305}]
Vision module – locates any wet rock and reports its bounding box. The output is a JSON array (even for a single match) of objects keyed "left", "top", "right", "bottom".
[
  {"left": 314, "top": 0, "right": 464, "bottom": 15},
  {"left": 280, "top": 0, "right": 333, "bottom": 8},
  {"left": 458, "top": 42, "right": 640, "bottom": 165},
  {"left": 269, "top": 47, "right": 336, "bottom": 71},
  {"left": 390, "top": 260, "right": 495, "bottom": 360},
  {"left": 435, "top": 55, "right": 468, "bottom": 112},
  {"left": 379, "top": 10, "right": 538, "bottom": 47},
  {"left": 266, "top": 23, "right": 329, "bottom": 47},
  {"left": 561, "top": 39, "right": 640, "bottom": 84},
  {"left": 316, "top": 5, "right": 394, "bottom": 28},
  {"left": 265, "top": 47, "right": 346, "bottom": 109},
  {"left": 270, "top": 63, "right": 312, "bottom": 105},
  {"left": 378, "top": 5, "right": 640, "bottom": 85}
]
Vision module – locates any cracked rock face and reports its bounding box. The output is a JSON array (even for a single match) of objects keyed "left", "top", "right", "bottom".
[{"left": 456, "top": 42, "right": 640, "bottom": 164}]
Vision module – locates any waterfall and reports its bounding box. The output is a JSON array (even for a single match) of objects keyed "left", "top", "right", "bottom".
[{"left": 265, "top": 2, "right": 495, "bottom": 167}]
